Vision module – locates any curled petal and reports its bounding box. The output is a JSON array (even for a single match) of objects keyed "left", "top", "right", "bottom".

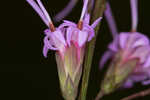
[
  {"left": 123, "top": 79, "right": 133, "bottom": 88},
  {"left": 142, "top": 80, "right": 150, "bottom": 85},
  {"left": 132, "top": 33, "right": 150, "bottom": 48},
  {"left": 108, "top": 36, "right": 119, "bottom": 52},
  {"left": 53, "top": 30, "right": 67, "bottom": 46},
  {"left": 130, "top": 46, "right": 150, "bottom": 63},
  {"left": 87, "top": 30, "right": 94, "bottom": 41},
  {"left": 143, "top": 55, "right": 150, "bottom": 68},
  {"left": 44, "top": 29, "right": 51, "bottom": 35},
  {"left": 91, "top": 17, "right": 102, "bottom": 29},
  {"left": 83, "top": 24, "right": 95, "bottom": 41},
  {"left": 43, "top": 45, "right": 49, "bottom": 58},
  {"left": 130, "top": 75, "right": 147, "bottom": 82},
  {"left": 58, "top": 20, "right": 76, "bottom": 29},
  {"left": 119, "top": 32, "right": 130, "bottom": 49},
  {"left": 44, "top": 36, "right": 58, "bottom": 50},
  {"left": 99, "top": 50, "right": 114, "bottom": 69},
  {"left": 78, "top": 31, "right": 88, "bottom": 47},
  {"left": 83, "top": 13, "right": 90, "bottom": 25},
  {"left": 66, "top": 27, "right": 73, "bottom": 46}
]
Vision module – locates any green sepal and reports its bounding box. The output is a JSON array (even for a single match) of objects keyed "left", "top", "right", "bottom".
[{"left": 101, "top": 50, "right": 139, "bottom": 94}]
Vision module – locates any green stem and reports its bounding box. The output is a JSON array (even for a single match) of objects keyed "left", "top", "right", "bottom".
[{"left": 79, "top": 0, "right": 106, "bottom": 100}]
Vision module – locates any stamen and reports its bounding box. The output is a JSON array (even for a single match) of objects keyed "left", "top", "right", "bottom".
[
  {"left": 79, "top": 0, "right": 89, "bottom": 21},
  {"left": 54, "top": 0, "right": 78, "bottom": 22},
  {"left": 37, "top": 0, "right": 52, "bottom": 23},
  {"left": 26, "top": 0, "right": 49, "bottom": 26},
  {"left": 104, "top": 2, "right": 118, "bottom": 39},
  {"left": 130, "top": 0, "right": 138, "bottom": 31}
]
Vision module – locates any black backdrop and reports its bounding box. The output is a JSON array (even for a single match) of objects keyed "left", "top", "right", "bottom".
[{"left": 0, "top": 0, "right": 150, "bottom": 100}]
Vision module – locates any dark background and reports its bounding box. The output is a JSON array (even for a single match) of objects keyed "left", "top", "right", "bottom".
[{"left": 0, "top": 0, "right": 150, "bottom": 100}]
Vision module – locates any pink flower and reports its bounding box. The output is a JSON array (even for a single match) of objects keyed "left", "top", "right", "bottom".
[
  {"left": 26, "top": 0, "right": 101, "bottom": 59},
  {"left": 27, "top": 0, "right": 102, "bottom": 99},
  {"left": 100, "top": 0, "right": 150, "bottom": 87}
]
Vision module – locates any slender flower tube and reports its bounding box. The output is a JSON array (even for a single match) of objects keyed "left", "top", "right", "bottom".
[
  {"left": 100, "top": 0, "right": 150, "bottom": 94},
  {"left": 26, "top": 0, "right": 101, "bottom": 99}
]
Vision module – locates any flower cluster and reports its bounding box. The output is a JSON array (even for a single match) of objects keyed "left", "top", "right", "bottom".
[
  {"left": 27, "top": 0, "right": 101, "bottom": 59},
  {"left": 100, "top": 0, "right": 150, "bottom": 89},
  {"left": 26, "top": 0, "right": 101, "bottom": 99}
]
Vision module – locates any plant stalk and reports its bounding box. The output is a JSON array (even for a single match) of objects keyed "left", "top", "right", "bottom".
[{"left": 79, "top": 0, "right": 106, "bottom": 100}]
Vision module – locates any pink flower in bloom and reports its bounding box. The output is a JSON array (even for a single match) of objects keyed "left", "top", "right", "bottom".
[
  {"left": 26, "top": 0, "right": 101, "bottom": 99},
  {"left": 100, "top": 0, "right": 150, "bottom": 87},
  {"left": 26, "top": 0, "right": 101, "bottom": 59}
]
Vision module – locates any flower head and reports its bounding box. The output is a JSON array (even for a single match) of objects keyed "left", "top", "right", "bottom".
[
  {"left": 27, "top": 0, "right": 101, "bottom": 58},
  {"left": 100, "top": 0, "right": 150, "bottom": 94},
  {"left": 27, "top": 0, "right": 101, "bottom": 99}
]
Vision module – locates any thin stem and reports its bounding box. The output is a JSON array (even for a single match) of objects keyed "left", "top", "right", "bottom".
[
  {"left": 121, "top": 88, "right": 150, "bottom": 100},
  {"left": 79, "top": 0, "right": 106, "bottom": 100},
  {"left": 130, "top": 0, "right": 138, "bottom": 31}
]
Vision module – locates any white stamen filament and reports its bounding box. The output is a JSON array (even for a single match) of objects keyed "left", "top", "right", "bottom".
[
  {"left": 104, "top": 2, "right": 118, "bottom": 39},
  {"left": 130, "top": 0, "right": 138, "bottom": 31},
  {"left": 26, "top": 0, "right": 49, "bottom": 26},
  {"left": 37, "top": 0, "right": 52, "bottom": 23},
  {"left": 80, "top": 0, "right": 89, "bottom": 21}
]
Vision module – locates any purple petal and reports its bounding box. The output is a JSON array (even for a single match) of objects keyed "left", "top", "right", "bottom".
[
  {"left": 66, "top": 27, "right": 73, "bottom": 46},
  {"left": 44, "top": 29, "right": 51, "bottom": 35},
  {"left": 78, "top": 31, "right": 88, "bottom": 47},
  {"left": 143, "top": 55, "right": 150, "bottom": 68},
  {"left": 99, "top": 50, "right": 114, "bottom": 69},
  {"left": 123, "top": 79, "right": 133, "bottom": 88},
  {"left": 91, "top": 17, "right": 102, "bottom": 29},
  {"left": 130, "top": 74, "right": 147, "bottom": 82},
  {"left": 119, "top": 32, "right": 129, "bottom": 49},
  {"left": 54, "top": 0, "right": 78, "bottom": 22},
  {"left": 82, "top": 24, "right": 95, "bottom": 41},
  {"left": 108, "top": 36, "right": 119, "bottom": 52},
  {"left": 142, "top": 80, "right": 150, "bottom": 85},
  {"left": 53, "top": 30, "right": 67, "bottom": 46},
  {"left": 43, "top": 45, "right": 49, "bottom": 58},
  {"left": 83, "top": 13, "right": 90, "bottom": 25},
  {"left": 130, "top": 46, "right": 150, "bottom": 63},
  {"left": 58, "top": 20, "right": 76, "bottom": 29},
  {"left": 87, "top": 30, "right": 94, "bottom": 41},
  {"left": 26, "top": 0, "right": 49, "bottom": 26},
  {"left": 44, "top": 36, "right": 58, "bottom": 50},
  {"left": 132, "top": 32, "right": 150, "bottom": 48}
]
